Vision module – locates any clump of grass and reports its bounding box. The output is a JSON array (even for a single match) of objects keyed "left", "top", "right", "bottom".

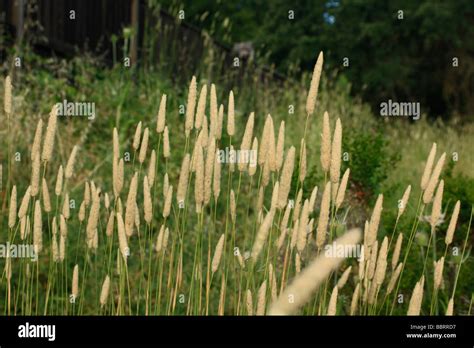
[{"left": 0, "top": 52, "right": 472, "bottom": 317}]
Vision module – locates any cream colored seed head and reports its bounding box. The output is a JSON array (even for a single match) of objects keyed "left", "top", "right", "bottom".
[
  {"left": 367, "top": 194, "right": 383, "bottom": 246},
  {"left": 335, "top": 168, "right": 350, "bottom": 209},
  {"left": 268, "top": 229, "right": 361, "bottom": 315},
  {"left": 31, "top": 119, "right": 43, "bottom": 161},
  {"left": 445, "top": 200, "right": 460, "bottom": 246},
  {"left": 163, "top": 126, "right": 170, "bottom": 158},
  {"left": 55, "top": 165, "right": 64, "bottom": 196},
  {"left": 204, "top": 137, "right": 216, "bottom": 205},
  {"left": 124, "top": 172, "right": 138, "bottom": 237},
  {"left": 216, "top": 104, "right": 224, "bottom": 139},
  {"left": 275, "top": 121, "right": 285, "bottom": 171},
  {"left": 30, "top": 155, "right": 40, "bottom": 197},
  {"left": 407, "top": 276, "right": 424, "bottom": 315},
  {"left": 423, "top": 152, "right": 446, "bottom": 204},
  {"left": 62, "top": 192, "right": 70, "bottom": 219},
  {"left": 185, "top": 76, "right": 197, "bottom": 137},
  {"left": 420, "top": 143, "right": 437, "bottom": 190},
  {"left": 305, "top": 51, "right": 323, "bottom": 116},
  {"left": 327, "top": 286, "right": 338, "bottom": 315},
  {"left": 387, "top": 262, "right": 403, "bottom": 295},
  {"left": 251, "top": 210, "right": 275, "bottom": 260},
  {"left": 138, "top": 127, "right": 149, "bottom": 163},
  {"left": 41, "top": 105, "right": 58, "bottom": 162},
  {"left": 65, "top": 145, "right": 79, "bottom": 179},
  {"left": 434, "top": 256, "right": 445, "bottom": 291},
  {"left": 132, "top": 121, "right": 142, "bottom": 150},
  {"left": 143, "top": 176, "right": 152, "bottom": 224},
  {"left": 4, "top": 75, "right": 12, "bottom": 114},
  {"left": 316, "top": 181, "right": 331, "bottom": 249},
  {"left": 18, "top": 186, "right": 32, "bottom": 219},
  {"left": 8, "top": 186, "right": 17, "bottom": 228},
  {"left": 100, "top": 275, "right": 111, "bottom": 307},
  {"left": 33, "top": 200, "right": 42, "bottom": 254},
  {"left": 213, "top": 151, "right": 221, "bottom": 200},
  {"left": 397, "top": 185, "right": 411, "bottom": 219},
  {"left": 177, "top": 154, "right": 190, "bottom": 204},
  {"left": 321, "top": 111, "right": 331, "bottom": 172},
  {"left": 106, "top": 211, "right": 114, "bottom": 237},
  {"left": 239, "top": 112, "right": 255, "bottom": 171},
  {"left": 42, "top": 179, "right": 51, "bottom": 213},
  {"left": 277, "top": 146, "right": 295, "bottom": 209},
  {"left": 256, "top": 280, "right": 267, "bottom": 316},
  {"left": 430, "top": 180, "right": 444, "bottom": 228},
  {"left": 195, "top": 84, "right": 207, "bottom": 129},
  {"left": 249, "top": 137, "right": 259, "bottom": 176},
  {"left": 392, "top": 233, "right": 403, "bottom": 270},
  {"left": 299, "top": 139, "right": 307, "bottom": 183},
  {"left": 156, "top": 94, "right": 167, "bottom": 133},
  {"left": 72, "top": 265, "right": 79, "bottom": 298},
  {"left": 330, "top": 118, "right": 342, "bottom": 183},
  {"left": 337, "top": 266, "right": 352, "bottom": 289},
  {"left": 163, "top": 185, "right": 173, "bottom": 218},
  {"left": 147, "top": 150, "right": 156, "bottom": 188},
  {"left": 211, "top": 234, "right": 225, "bottom": 273}
]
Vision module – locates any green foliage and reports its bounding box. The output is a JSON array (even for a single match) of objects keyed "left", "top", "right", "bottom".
[{"left": 342, "top": 127, "right": 400, "bottom": 201}]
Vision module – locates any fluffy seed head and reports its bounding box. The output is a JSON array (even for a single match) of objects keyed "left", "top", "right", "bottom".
[
  {"left": 277, "top": 146, "right": 295, "bottom": 209},
  {"left": 156, "top": 94, "right": 167, "bottom": 133},
  {"left": 407, "top": 276, "right": 424, "bottom": 315},
  {"left": 316, "top": 181, "right": 332, "bottom": 249},
  {"left": 41, "top": 105, "right": 58, "bottom": 162},
  {"left": 30, "top": 155, "right": 41, "bottom": 196},
  {"left": 177, "top": 154, "right": 190, "bottom": 204},
  {"left": 148, "top": 150, "right": 156, "bottom": 187},
  {"left": 335, "top": 168, "right": 350, "bottom": 209},
  {"left": 33, "top": 200, "right": 42, "bottom": 254},
  {"left": 195, "top": 84, "right": 207, "bottom": 129},
  {"left": 330, "top": 118, "right": 342, "bottom": 183},
  {"left": 430, "top": 180, "right": 444, "bottom": 228},
  {"left": 55, "top": 165, "right": 64, "bottom": 196},
  {"left": 132, "top": 121, "right": 142, "bottom": 150},
  {"left": 31, "top": 119, "right": 43, "bottom": 161},
  {"left": 321, "top": 111, "right": 331, "bottom": 172},
  {"left": 18, "top": 186, "right": 31, "bottom": 219},
  {"left": 211, "top": 234, "right": 225, "bottom": 273},
  {"left": 100, "top": 275, "right": 111, "bottom": 307},
  {"left": 367, "top": 194, "right": 383, "bottom": 246},
  {"left": 392, "top": 233, "right": 403, "bottom": 270},
  {"left": 65, "top": 145, "right": 79, "bottom": 179},
  {"left": 299, "top": 139, "right": 307, "bottom": 183},
  {"left": 184, "top": 76, "right": 197, "bottom": 137},
  {"left": 337, "top": 266, "right": 352, "bottom": 289},
  {"left": 143, "top": 176, "right": 152, "bottom": 224},
  {"left": 433, "top": 256, "right": 445, "bottom": 290},
  {"left": 397, "top": 185, "right": 411, "bottom": 219},
  {"left": 8, "top": 186, "right": 17, "bottom": 228},
  {"left": 423, "top": 152, "right": 446, "bottom": 204},
  {"left": 268, "top": 229, "right": 361, "bottom": 315},
  {"left": 139, "top": 127, "right": 149, "bottom": 163},
  {"left": 327, "top": 286, "right": 338, "bottom": 315},
  {"left": 72, "top": 265, "right": 79, "bottom": 298},
  {"left": 305, "top": 51, "right": 323, "bottom": 116},
  {"left": 42, "top": 179, "right": 51, "bottom": 212},
  {"left": 163, "top": 126, "right": 170, "bottom": 158},
  {"left": 445, "top": 200, "right": 460, "bottom": 246},
  {"left": 275, "top": 121, "right": 285, "bottom": 171},
  {"left": 213, "top": 150, "right": 221, "bottom": 200},
  {"left": 124, "top": 172, "right": 138, "bottom": 237},
  {"left": 4, "top": 75, "right": 12, "bottom": 114},
  {"left": 163, "top": 185, "right": 173, "bottom": 218},
  {"left": 421, "top": 143, "right": 437, "bottom": 190}
]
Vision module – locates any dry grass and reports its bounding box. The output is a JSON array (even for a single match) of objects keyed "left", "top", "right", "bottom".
[{"left": 0, "top": 52, "right": 472, "bottom": 316}]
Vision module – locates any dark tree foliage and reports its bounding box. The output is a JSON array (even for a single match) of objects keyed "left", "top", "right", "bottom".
[{"left": 160, "top": 0, "right": 474, "bottom": 119}]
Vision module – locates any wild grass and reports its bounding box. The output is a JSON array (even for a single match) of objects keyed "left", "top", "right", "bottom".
[{"left": 0, "top": 52, "right": 472, "bottom": 316}]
